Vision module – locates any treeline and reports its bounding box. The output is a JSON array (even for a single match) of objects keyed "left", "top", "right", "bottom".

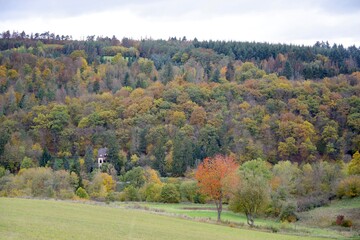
[
  {"left": 1, "top": 30, "right": 360, "bottom": 79},
  {"left": 1, "top": 156, "right": 359, "bottom": 223}
]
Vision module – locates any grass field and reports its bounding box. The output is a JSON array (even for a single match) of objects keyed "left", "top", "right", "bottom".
[
  {"left": 0, "top": 198, "right": 330, "bottom": 240},
  {"left": 297, "top": 197, "right": 360, "bottom": 231},
  {"left": 121, "top": 202, "right": 354, "bottom": 239}
]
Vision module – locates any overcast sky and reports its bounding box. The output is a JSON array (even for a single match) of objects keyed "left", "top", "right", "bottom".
[{"left": 0, "top": 0, "right": 359, "bottom": 46}]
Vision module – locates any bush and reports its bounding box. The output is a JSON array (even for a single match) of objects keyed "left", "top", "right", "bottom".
[
  {"left": 20, "top": 157, "right": 34, "bottom": 169},
  {"left": 124, "top": 167, "right": 145, "bottom": 188},
  {"left": 123, "top": 185, "right": 140, "bottom": 201},
  {"left": 76, "top": 187, "right": 89, "bottom": 199},
  {"left": 0, "top": 166, "right": 7, "bottom": 178},
  {"left": 193, "top": 192, "right": 207, "bottom": 204},
  {"left": 58, "top": 189, "right": 75, "bottom": 199},
  {"left": 160, "top": 183, "right": 180, "bottom": 203},
  {"left": 342, "top": 220, "right": 353, "bottom": 228},
  {"left": 105, "top": 192, "right": 116, "bottom": 203},
  {"left": 337, "top": 175, "right": 360, "bottom": 198},
  {"left": 297, "top": 194, "right": 330, "bottom": 212},
  {"left": 279, "top": 203, "right": 298, "bottom": 222},
  {"left": 336, "top": 215, "right": 344, "bottom": 225},
  {"left": 335, "top": 215, "right": 353, "bottom": 228},
  {"left": 143, "top": 183, "right": 162, "bottom": 202},
  {"left": 179, "top": 181, "right": 197, "bottom": 202},
  {"left": 87, "top": 172, "right": 114, "bottom": 200}
]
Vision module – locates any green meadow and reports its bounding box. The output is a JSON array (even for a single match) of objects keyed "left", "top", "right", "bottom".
[{"left": 0, "top": 198, "right": 330, "bottom": 240}]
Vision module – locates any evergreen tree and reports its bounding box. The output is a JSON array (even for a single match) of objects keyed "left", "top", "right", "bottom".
[
  {"left": 172, "top": 131, "right": 194, "bottom": 176},
  {"left": 139, "top": 128, "right": 147, "bottom": 154},
  {"left": 211, "top": 68, "right": 220, "bottom": 83},
  {"left": 226, "top": 61, "right": 235, "bottom": 81},
  {"left": 107, "top": 138, "right": 122, "bottom": 175},
  {"left": 161, "top": 61, "right": 174, "bottom": 84},
  {"left": 93, "top": 80, "right": 100, "bottom": 93},
  {"left": 40, "top": 148, "right": 51, "bottom": 167},
  {"left": 84, "top": 146, "right": 94, "bottom": 173},
  {"left": 123, "top": 72, "right": 130, "bottom": 87},
  {"left": 154, "top": 144, "right": 166, "bottom": 177},
  {"left": 283, "top": 61, "right": 293, "bottom": 80}
]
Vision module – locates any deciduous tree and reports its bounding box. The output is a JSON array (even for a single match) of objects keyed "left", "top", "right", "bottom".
[{"left": 195, "top": 155, "right": 238, "bottom": 221}]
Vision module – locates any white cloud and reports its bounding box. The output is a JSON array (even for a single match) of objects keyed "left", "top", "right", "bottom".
[{"left": 0, "top": 0, "right": 359, "bottom": 46}]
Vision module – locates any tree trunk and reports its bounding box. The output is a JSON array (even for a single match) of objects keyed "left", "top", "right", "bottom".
[
  {"left": 216, "top": 198, "right": 222, "bottom": 222},
  {"left": 246, "top": 213, "right": 254, "bottom": 227}
]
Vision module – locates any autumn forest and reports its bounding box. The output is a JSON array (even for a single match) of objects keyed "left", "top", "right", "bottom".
[{"left": 0, "top": 31, "right": 360, "bottom": 231}]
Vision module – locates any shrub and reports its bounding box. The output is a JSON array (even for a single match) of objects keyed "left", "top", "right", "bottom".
[
  {"left": 297, "top": 194, "right": 330, "bottom": 212},
  {"left": 337, "top": 175, "right": 360, "bottom": 198},
  {"left": 76, "top": 187, "right": 89, "bottom": 199},
  {"left": 124, "top": 185, "right": 140, "bottom": 201},
  {"left": 124, "top": 167, "right": 146, "bottom": 188},
  {"left": 58, "top": 189, "right": 75, "bottom": 199},
  {"left": 144, "top": 183, "right": 162, "bottom": 202},
  {"left": 0, "top": 166, "right": 6, "bottom": 178},
  {"left": 20, "top": 157, "right": 34, "bottom": 169},
  {"left": 27, "top": 168, "right": 53, "bottom": 197},
  {"left": 342, "top": 220, "right": 353, "bottom": 228},
  {"left": 348, "top": 151, "right": 360, "bottom": 175},
  {"left": 87, "top": 172, "right": 114, "bottom": 200},
  {"left": 179, "top": 181, "right": 197, "bottom": 202},
  {"left": 160, "top": 183, "right": 180, "bottom": 203},
  {"left": 336, "top": 215, "right": 344, "bottom": 225},
  {"left": 193, "top": 192, "right": 207, "bottom": 204},
  {"left": 279, "top": 203, "right": 298, "bottom": 222},
  {"left": 270, "top": 225, "right": 279, "bottom": 233},
  {"left": 335, "top": 215, "right": 352, "bottom": 228},
  {"left": 105, "top": 192, "right": 116, "bottom": 203}
]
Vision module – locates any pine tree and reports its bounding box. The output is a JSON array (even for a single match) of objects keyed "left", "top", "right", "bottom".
[
  {"left": 40, "top": 148, "right": 51, "bottom": 167},
  {"left": 84, "top": 146, "right": 94, "bottom": 173},
  {"left": 283, "top": 61, "right": 293, "bottom": 80},
  {"left": 211, "top": 68, "right": 220, "bottom": 83},
  {"left": 172, "top": 132, "right": 194, "bottom": 176},
  {"left": 226, "top": 61, "right": 235, "bottom": 81},
  {"left": 161, "top": 62, "right": 174, "bottom": 84},
  {"left": 107, "top": 139, "right": 122, "bottom": 175},
  {"left": 123, "top": 72, "right": 130, "bottom": 87}
]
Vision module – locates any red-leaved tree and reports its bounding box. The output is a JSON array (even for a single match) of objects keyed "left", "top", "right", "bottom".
[{"left": 195, "top": 155, "right": 239, "bottom": 222}]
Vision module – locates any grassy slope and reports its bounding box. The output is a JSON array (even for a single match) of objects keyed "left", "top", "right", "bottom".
[
  {"left": 127, "top": 202, "right": 356, "bottom": 239},
  {"left": 297, "top": 197, "right": 360, "bottom": 230},
  {"left": 0, "top": 198, "right": 327, "bottom": 240}
]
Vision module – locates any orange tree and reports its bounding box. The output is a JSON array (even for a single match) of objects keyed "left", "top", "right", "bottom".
[{"left": 195, "top": 155, "right": 239, "bottom": 222}]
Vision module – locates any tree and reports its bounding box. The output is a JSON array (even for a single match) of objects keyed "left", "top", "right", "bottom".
[
  {"left": 226, "top": 61, "right": 235, "bottom": 81},
  {"left": 124, "top": 167, "right": 146, "bottom": 188},
  {"left": 195, "top": 155, "right": 239, "bottom": 221},
  {"left": 348, "top": 151, "right": 360, "bottom": 175},
  {"left": 40, "top": 148, "right": 51, "bottom": 167},
  {"left": 198, "top": 124, "right": 222, "bottom": 158},
  {"left": 161, "top": 61, "right": 174, "bottom": 84},
  {"left": 229, "top": 159, "right": 271, "bottom": 227},
  {"left": 123, "top": 72, "right": 131, "bottom": 87},
  {"left": 160, "top": 183, "right": 180, "bottom": 203},
  {"left": 211, "top": 68, "right": 220, "bottom": 83},
  {"left": 84, "top": 146, "right": 94, "bottom": 174},
  {"left": 20, "top": 156, "right": 34, "bottom": 169},
  {"left": 283, "top": 61, "right": 293, "bottom": 80},
  {"left": 190, "top": 106, "right": 207, "bottom": 126},
  {"left": 172, "top": 131, "right": 194, "bottom": 176},
  {"left": 106, "top": 134, "right": 122, "bottom": 175}
]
